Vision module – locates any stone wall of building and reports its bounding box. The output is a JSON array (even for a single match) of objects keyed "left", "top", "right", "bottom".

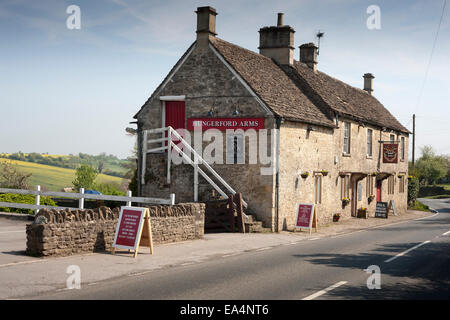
[
  {"left": 278, "top": 118, "right": 409, "bottom": 230},
  {"left": 26, "top": 203, "right": 205, "bottom": 257},
  {"left": 136, "top": 40, "right": 409, "bottom": 232},
  {"left": 138, "top": 42, "right": 276, "bottom": 230}
]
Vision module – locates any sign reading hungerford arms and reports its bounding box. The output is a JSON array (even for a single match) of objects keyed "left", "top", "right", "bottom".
[
  {"left": 187, "top": 118, "right": 265, "bottom": 131},
  {"left": 294, "top": 203, "right": 318, "bottom": 234},
  {"left": 382, "top": 143, "right": 399, "bottom": 163}
]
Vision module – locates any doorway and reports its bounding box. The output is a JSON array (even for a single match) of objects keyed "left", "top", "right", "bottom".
[{"left": 376, "top": 180, "right": 382, "bottom": 202}]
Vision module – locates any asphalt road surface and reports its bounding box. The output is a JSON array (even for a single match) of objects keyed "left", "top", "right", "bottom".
[{"left": 28, "top": 198, "right": 450, "bottom": 300}]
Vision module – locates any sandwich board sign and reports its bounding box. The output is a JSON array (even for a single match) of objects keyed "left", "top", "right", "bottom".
[
  {"left": 389, "top": 200, "right": 397, "bottom": 216},
  {"left": 375, "top": 202, "right": 388, "bottom": 218},
  {"left": 112, "top": 206, "right": 154, "bottom": 258},
  {"left": 294, "top": 203, "right": 318, "bottom": 234}
]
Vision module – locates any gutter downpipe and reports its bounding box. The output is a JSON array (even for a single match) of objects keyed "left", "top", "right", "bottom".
[
  {"left": 275, "top": 117, "right": 282, "bottom": 232},
  {"left": 137, "top": 122, "right": 143, "bottom": 197}
]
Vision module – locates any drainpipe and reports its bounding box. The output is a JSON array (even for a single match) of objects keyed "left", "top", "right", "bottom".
[
  {"left": 275, "top": 117, "right": 282, "bottom": 232},
  {"left": 136, "top": 122, "right": 143, "bottom": 197}
]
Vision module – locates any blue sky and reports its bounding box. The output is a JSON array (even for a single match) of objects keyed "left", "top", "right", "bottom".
[{"left": 0, "top": 0, "right": 448, "bottom": 159}]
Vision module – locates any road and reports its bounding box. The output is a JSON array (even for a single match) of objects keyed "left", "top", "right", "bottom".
[{"left": 27, "top": 198, "right": 450, "bottom": 300}]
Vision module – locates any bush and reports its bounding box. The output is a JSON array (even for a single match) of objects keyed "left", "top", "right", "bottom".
[
  {"left": 408, "top": 177, "right": 420, "bottom": 206},
  {"left": 0, "top": 193, "right": 56, "bottom": 214},
  {"left": 418, "top": 185, "right": 450, "bottom": 197},
  {"left": 0, "top": 161, "right": 32, "bottom": 189},
  {"left": 93, "top": 182, "right": 125, "bottom": 196},
  {"left": 72, "top": 164, "right": 97, "bottom": 190}
]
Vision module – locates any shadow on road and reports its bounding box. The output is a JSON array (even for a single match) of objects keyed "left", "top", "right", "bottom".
[{"left": 292, "top": 241, "right": 450, "bottom": 299}]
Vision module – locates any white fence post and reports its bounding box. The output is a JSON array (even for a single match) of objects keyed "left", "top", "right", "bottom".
[
  {"left": 126, "top": 190, "right": 132, "bottom": 206},
  {"left": 170, "top": 193, "right": 175, "bottom": 206},
  {"left": 35, "top": 185, "right": 40, "bottom": 215},
  {"left": 194, "top": 153, "right": 198, "bottom": 202},
  {"left": 167, "top": 127, "right": 171, "bottom": 184},
  {"left": 79, "top": 188, "right": 84, "bottom": 209}
]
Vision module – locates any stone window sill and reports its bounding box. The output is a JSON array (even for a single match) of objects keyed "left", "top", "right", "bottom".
[
  {"left": 342, "top": 153, "right": 351, "bottom": 157},
  {"left": 366, "top": 155, "right": 373, "bottom": 159}
]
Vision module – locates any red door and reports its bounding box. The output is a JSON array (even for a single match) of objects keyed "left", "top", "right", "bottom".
[
  {"left": 376, "top": 181, "right": 382, "bottom": 202},
  {"left": 165, "top": 101, "right": 185, "bottom": 130},
  {"left": 165, "top": 101, "right": 185, "bottom": 147}
]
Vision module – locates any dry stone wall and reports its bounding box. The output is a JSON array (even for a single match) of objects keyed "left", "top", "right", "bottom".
[{"left": 26, "top": 203, "right": 205, "bottom": 257}]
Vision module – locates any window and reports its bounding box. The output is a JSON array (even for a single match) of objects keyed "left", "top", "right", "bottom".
[
  {"left": 343, "top": 122, "right": 351, "bottom": 154},
  {"left": 341, "top": 175, "right": 350, "bottom": 199},
  {"left": 226, "top": 133, "right": 244, "bottom": 164},
  {"left": 314, "top": 175, "right": 322, "bottom": 204},
  {"left": 390, "top": 134, "right": 395, "bottom": 143},
  {"left": 400, "top": 137, "right": 405, "bottom": 161},
  {"left": 388, "top": 176, "right": 395, "bottom": 195},
  {"left": 367, "top": 129, "right": 373, "bottom": 157},
  {"left": 399, "top": 175, "right": 405, "bottom": 193},
  {"left": 366, "top": 175, "right": 374, "bottom": 196}
]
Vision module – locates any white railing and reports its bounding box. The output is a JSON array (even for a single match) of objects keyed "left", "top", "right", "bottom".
[
  {"left": 0, "top": 186, "right": 175, "bottom": 215},
  {"left": 142, "top": 126, "right": 248, "bottom": 209}
]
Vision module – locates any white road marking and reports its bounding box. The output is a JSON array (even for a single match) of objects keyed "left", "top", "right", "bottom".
[
  {"left": 0, "top": 230, "right": 24, "bottom": 234},
  {"left": 222, "top": 253, "right": 240, "bottom": 257},
  {"left": 414, "top": 212, "right": 439, "bottom": 220},
  {"left": 302, "top": 281, "right": 348, "bottom": 300},
  {"left": 442, "top": 230, "right": 450, "bottom": 236},
  {"left": 255, "top": 247, "right": 272, "bottom": 251},
  {"left": 128, "top": 271, "right": 152, "bottom": 277},
  {"left": 308, "top": 237, "right": 320, "bottom": 241},
  {"left": 384, "top": 240, "right": 431, "bottom": 263}
]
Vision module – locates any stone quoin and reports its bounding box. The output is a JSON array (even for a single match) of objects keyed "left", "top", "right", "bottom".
[{"left": 133, "top": 6, "right": 409, "bottom": 232}]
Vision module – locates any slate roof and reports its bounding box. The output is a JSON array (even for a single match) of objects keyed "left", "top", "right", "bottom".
[
  {"left": 210, "top": 37, "right": 409, "bottom": 133},
  {"left": 210, "top": 37, "right": 335, "bottom": 128}
]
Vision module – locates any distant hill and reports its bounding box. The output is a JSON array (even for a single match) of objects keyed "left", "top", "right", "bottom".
[
  {"left": 0, "top": 158, "right": 124, "bottom": 191},
  {"left": 0, "top": 152, "right": 129, "bottom": 178}
]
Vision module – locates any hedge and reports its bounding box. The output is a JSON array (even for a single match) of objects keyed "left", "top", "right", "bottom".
[{"left": 0, "top": 193, "right": 56, "bottom": 214}]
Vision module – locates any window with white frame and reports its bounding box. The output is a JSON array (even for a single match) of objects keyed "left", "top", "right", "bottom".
[
  {"left": 367, "top": 129, "right": 373, "bottom": 157},
  {"left": 400, "top": 136, "right": 405, "bottom": 161},
  {"left": 343, "top": 122, "right": 351, "bottom": 154}
]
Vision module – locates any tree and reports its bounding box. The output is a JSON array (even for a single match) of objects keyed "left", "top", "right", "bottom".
[
  {"left": 414, "top": 145, "right": 447, "bottom": 185},
  {"left": 72, "top": 164, "right": 97, "bottom": 190},
  {"left": 97, "top": 161, "right": 104, "bottom": 174},
  {"left": 0, "top": 161, "right": 32, "bottom": 189}
]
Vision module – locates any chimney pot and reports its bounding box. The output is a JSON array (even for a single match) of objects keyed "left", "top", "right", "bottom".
[
  {"left": 277, "top": 13, "right": 284, "bottom": 26},
  {"left": 363, "top": 73, "right": 374, "bottom": 94},
  {"left": 299, "top": 43, "right": 318, "bottom": 72},
  {"left": 196, "top": 6, "right": 217, "bottom": 45}
]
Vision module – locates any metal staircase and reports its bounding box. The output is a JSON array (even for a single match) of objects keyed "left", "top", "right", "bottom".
[{"left": 142, "top": 126, "right": 248, "bottom": 210}]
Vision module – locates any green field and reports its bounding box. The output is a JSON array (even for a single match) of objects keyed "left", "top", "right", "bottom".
[{"left": 0, "top": 158, "right": 124, "bottom": 191}]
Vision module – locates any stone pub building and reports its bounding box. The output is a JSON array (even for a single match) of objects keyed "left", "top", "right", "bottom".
[{"left": 133, "top": 7, "right": 410, "bottom": 232}]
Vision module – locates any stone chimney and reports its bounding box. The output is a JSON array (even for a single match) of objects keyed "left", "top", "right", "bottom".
[
  {"left": 259, "top": 13, "right": 295, "bottom": 65},
  {"left": 299, "top": 43, "right": 318, "bottom": 72},
  {"left": 196, "top": 6, "right": 217, "bottom": 46},
  {"left": 363, "top": 73, "right": 374, "bottom": 94}
]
